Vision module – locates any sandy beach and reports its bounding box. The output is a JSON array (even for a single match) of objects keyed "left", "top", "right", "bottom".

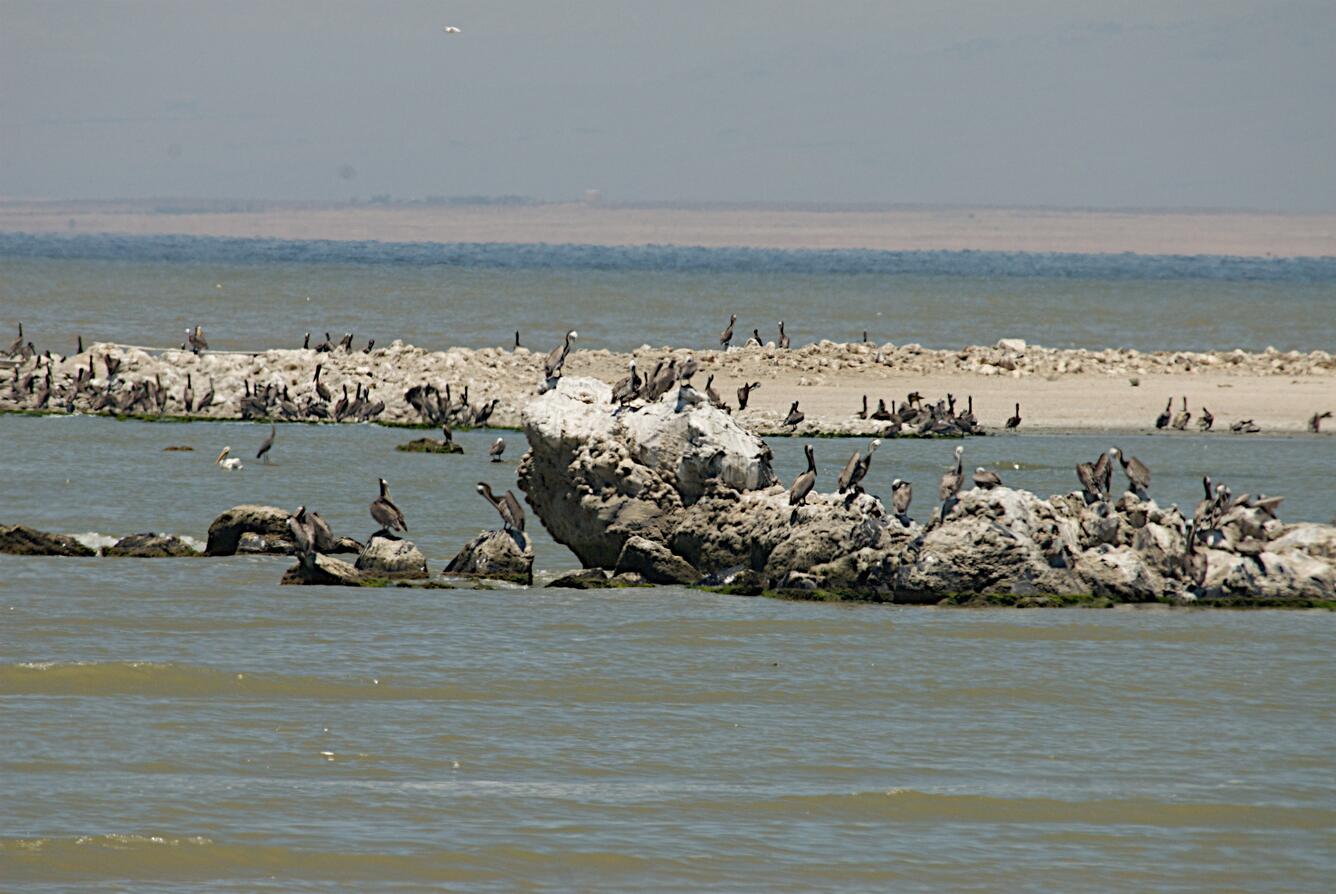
[{"left": 3, "top": 199, "right": 1336, "bottom": 257}]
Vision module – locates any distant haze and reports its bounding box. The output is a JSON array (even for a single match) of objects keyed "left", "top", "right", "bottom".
[{"left": 3, "top": 0, "right": 1334, "bottom": 211}]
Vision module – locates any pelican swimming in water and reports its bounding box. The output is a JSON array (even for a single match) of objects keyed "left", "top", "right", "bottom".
[
  {"left": 1109, "top": 447, "right": 1150, "bottom": 498},
  {"left": 214, "top": 446, "right": 243, "bottom": 471},
  {"left": 972, "top": 466, "right": 1002, "bottom": 490},
  {"left": 489, "top": 437, "right": 506, "bottom": 462},
  {"left": 256, "top": 423, "right": 276, "bottom": 464},
  {"left": 370, "top": 478, "right": 408, "bottom": 536},
  {"left": 477, "top": 482, "right": 525, "bottom": 534}
]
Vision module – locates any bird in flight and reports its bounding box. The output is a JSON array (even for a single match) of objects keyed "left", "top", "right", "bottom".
[{"left": 443, "top": 25, "right": 461, "bottom": 33}]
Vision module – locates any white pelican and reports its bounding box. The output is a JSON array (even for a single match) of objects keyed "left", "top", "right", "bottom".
[{"left": 215, "top": 446, "right": 243, "bottom": 471}]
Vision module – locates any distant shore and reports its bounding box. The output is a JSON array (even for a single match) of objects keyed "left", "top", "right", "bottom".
[{"left": 3, "top": 199, "right": 1335, "bottom": 257}]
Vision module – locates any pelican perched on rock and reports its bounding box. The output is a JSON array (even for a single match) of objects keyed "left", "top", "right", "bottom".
[
  {"left": 5, "top": 322, "right": 22, "bottom": 357},
  {"left": 972, "top": 467, "right": 1002, "bottom": 490},
  {"left": 736, "top": 381, "right": 760, "bottom": 411},
  {"left": 837, "top": 439, "right": 880, "bottom": 494},
  {"left": 938, "top": 445, "right": 964, "bottom": 520},
  {"left": 788, "top": 444, "right": 817, "bottom": 519},
  {"left": 611, "top": 359, "right": 640, "bottom": 405},
  {"left": 719, "top": 314, "right": 737, "bottom": 349},
  {"left": 704, "top": 374, "right": 728, "bottom": 411},
  {"left": 1109, "top": 447, "right": 1150, "bottom": 498},
  {"left": 370, "top": 478, "right": 407, "bottom": 535},
  {"left": 256, "top": 423, "right": 276, "bottom": 464},
  {"left": 1310, "top": 410, "right": 1333, "bottom": 433},
  {"left": 783, "top": 401, "right": 804, "bottom": 429},
  {"left": 477, "top": 482, "right": 525, "bottom": 534},
  {"left": 215, "top": 446, "right": 243, "bottom": 471},
  {"left": 1005, "top": 403, "right": 1022, "bottom": 429},
  {"left": 891, "top": 478, "right": 913, "bottom": 520},
  {"left": 287, "top": 505, "right": 316, "bottom": 558},
  {"left": 777, "top": 320, "right": 790, "bottom": 349},
  {"left": 489, "top": 437, "right": 506, "bottom": 462},
  {"left": 544, "top": 330, "right": 577, "bottom": 381},
  {"left": 1198, "top": 407, "right": 1214, "bottom": 431}
]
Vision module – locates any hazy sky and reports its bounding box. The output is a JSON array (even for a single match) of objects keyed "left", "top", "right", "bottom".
[{"left": 3, "top": 1, "right": 1334, "bottom": 210}]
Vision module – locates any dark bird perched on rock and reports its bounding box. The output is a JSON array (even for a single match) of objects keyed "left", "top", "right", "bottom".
[
  {"left": 788, "top": 444, "right": 817, "bottom": 519},
  {"left": 777, "top": 320, "right": 791, "bottom": 349},
  {"left": 783, "top": 401, "right": 804, "bottom": 429},
  {"left": 287, "top": 505, "right": 316, "bottom": 559},
  {"left": 186, "top": 325, "right": 208, "bottom": 354},
  {"left": 256, "top": 423, "right": 276, "bottom": 464},
  {"left": 1230, "top": 419, "right": 1260, "bottom": 433},
  {"left": 4, "top": 322, "right": 22, "bottom": 357},
  {"left": 1171, "top": 396, "right": 1191, "bottom": 431},
  {"left": 1155, "top": 396, "right": 1172, "bottom": 429},
  {"left": 1005, "top": 402, "right": 1022, "bottom": 429},
  {"left": 719, "top": 314, "right": 737, "bottom": 349},
  {"left": 198, "top": 376, "right": 215, "bottom": 411},
  {"left": 1198, "top": 407, "right": 1214, "bottom": 431},
  {"left": 837, "top": 438, "right": 880, "bottom": 495},
  {"left": 181, "top": 374, "right": 194, "bottom": 413},
  {"left": 313, "top": 364, "right": 332, "bottom": 402},
  {"left": 736, "top": 381, "right": 760, "bottom": 411},
  {"left": 1109, "top": 447, "right": 1150, "bottom": 498},
  {"left": 973, "top": 467, "right": 1002, "bottom": 489},
  {"left": 745, "top": 328, "right": 763, "bottom": 347},
  {"left": 338, "top": 332, "right": 354, "bottom": 352},
  {"left": 891, "top": 478, "right": 913, "bottom": 522},
  {"left": 704, "top": 374, "right": 728, "bottom": 411},
  {"left": 611, "top": 359, "right": 641, "bottom": 405},
  {"left": 870, "top": 398, "right": 892, "bottom": 421},
  {"left": 938, "top": 445, "right": 964, "bottom": 521},
  {"left": 544, "top": 330, "right": 578, "bottom": 381},
  {"left": 477, "top": 481, "right": 525, "bottom": 534},
  {"left": 856, "top": 394, "right": 868, "bottom": 420},
  {"left": 370, "top": 478, "right": 407, "bottom": 535},
  {"left": 514, "top": 330, "right": 521, "bottom": 349},
  {"left": 1309, "top": 410, "right": 1333, "bottom": 433}
]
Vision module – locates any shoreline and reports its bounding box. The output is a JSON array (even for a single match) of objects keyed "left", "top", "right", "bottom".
[
  {"left": 4, "top": 338, "right": 1332, "bottom": 435},
  {"left": 3, "top": 200, "right": 1336, "bottom": 258}
]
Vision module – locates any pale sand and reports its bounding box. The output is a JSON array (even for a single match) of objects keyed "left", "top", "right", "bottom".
[{"left": 3, "top": 200, "right": 1336, "bottom": 257}]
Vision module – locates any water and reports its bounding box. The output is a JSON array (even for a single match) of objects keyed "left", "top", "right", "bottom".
[
  {"left": 4, "top": 239, "right": 1335, "bottom": 890},
  {"left": 3, "top": 234, "right": 1335, "bottom": 354}
]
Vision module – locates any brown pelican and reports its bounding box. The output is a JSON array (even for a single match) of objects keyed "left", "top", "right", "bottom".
[
  {"left": 870, "top": 399, "right": 892, "bottom": 421},
  {"left": 364, "top": 338, "right": 375, "bottom": 353},
  {"left": 783, "top": 401, "right": 804, "bottom": 429},
  {"left": 1091, "top": 450, "right": 1112, "bottom": 499},
  {"left": 4, "top": 323, "right": 21, "bottom": 357},
  {"left": 938, "top": 445, "right": 964, "bottom": 520},
  {"left": 972, "top": 467, "right": 1002, "bottom": 489},
  {"left": 704, "top": 374, "right": 728, "bottom": 411},
  {"left": 1309, "top": 411, "right": 1333, "bottom": 433},
  {"left": 256, "top": 423, "right": 276, "bottom": 463},
  {"left": 313, "top": 364, "right": 332, "bottom": 402},
  {"left": 514, "top": 331, "right": 521, "bottom": 349},
  {"left": 1005, "top": 403, "right": 1022, "bottom": 429},
  {"left": 719, "top": 314, "right": 737, "bottom": 349},
  {"left": 856, "top": 394, "right": 868, "bottom": 419},
  {"left": 836, "top": 449, "right": 861, "bottom": 494},
  {"left": 287, "top": 505, "right": 315, "bottom": 558},
  {"left": 333, "top": 384, "right": 350, "bottom": 421},
  {"left": 338, "top": 332, "right": 354, "bottom": 352},
  {"left": 1109, "top": 447, "right": 1150, "bottom": 498},
  {"left": 214, "top": 446, "right": 243, "bottom": 471},
  {"left": 746, "top": 328, "right": 763, "bottom": 347},
  {"left": 477, "top": 482, "right": 525, "bottom": 533},
  {"left": 370, "top": 478, "right": 407, "bottom": 535},
  {"left": 76, "top": 334, "right": 84, "bottom": 354},
  {"left": 303, "top": 332, "right": 311, "bottom": 350},
  {"left": 309, "top": 511, "right": 335, "bottom": 552},
  {"left": 777, "top": 320, "right": 791, "bottom": 349},
  {"left": 279, "top": 386, "right": 300, "bottom": 419},
  {"left": 182, "top": 374, "right": 194, "bottom": 413},
  {"left": 736, "top": 381, "right": 760, "bottom": 411},
  {"left": 611, "top": 359, "right": 640, "bottom": 404},
  {"left": 489, "top": 437, "right": 505, "bottom": 462},
  {"left": 677, "top": 354, "right": 699, "bottom": 384},
  {"left": 1229, "top": 419, "right": 1261, "bottom": 433},
  {"left": 188, "top": 325, "right": 208, "bottom": 353},
  {"left": 891, "top": 478, "right": 913, "bottom": 519},
  {"left": 1198, "top": 407, "right": 1214, "bottom": 431},
  {"left": 838, "top": 439, "right": 881, "bottom": 494},
  {"left": 1171, "top": 396, "right": 1190, "bottom": 431},
  {"left": 1155, "top": 397, "right": 1172, "bottom": 429},
  {"left": 358, "top": 388, "right": 385, "bottom": 421},
  {"left": 788, "top": 444, "right": 817, "bottom": 510},
  {"left": 1076, "top": 461, "right": 1101, "bottom": 503},
  {"left": 544, "top": 330, "right": 578, "bottom": 380},
  {"left": 441, "top": 422, "right": 454, "bottom": 444}
]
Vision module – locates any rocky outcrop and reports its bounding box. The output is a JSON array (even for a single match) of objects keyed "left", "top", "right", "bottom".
[
  {"left": 355, "top": 535, "right": 429, "bottom": 580},
  {"left": 103, "top": 533, "right": 201, "bottom": 557},
  {"left": 518, "top": 379, "right": 1336, "bottom": 605},
  {"left": 281, "top": 553, "right": 365, "bottom": 587},
  {"left": 396, "top": 437, "right": 463, "bottom": 454},
  {"left": 443, "top": 530, "right": 534, "bottom": 585},
  {"left": 206, "top": 505, "right": 293, "bottom": 556},
  {"left": 0, "top": 524, "right": 97, "bottom": 557}
]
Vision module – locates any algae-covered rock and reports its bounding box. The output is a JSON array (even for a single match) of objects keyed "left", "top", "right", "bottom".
[
  {"left": 206, "top": 505, "right": 292, "bottom": 556},
  {"left": 0, "top": 524, "right": 96, "bottom": 557},
  {"left": 614, "top": 535, "right": 700, "bottom": 585},
  {"left": 396, "top": 438, "right": 463, "bottom": 454},
  {"left": 103, "top": 533, "right": 201, "bottom": 558},
  {"left": 281, "top": 553, "right": 366, "bottom": 587},
  {"left": 443, "top": 529, "right": 534, "bottom": 585},
  {"left": 355, "top": 535, "right": 429, "bottom": 580}
]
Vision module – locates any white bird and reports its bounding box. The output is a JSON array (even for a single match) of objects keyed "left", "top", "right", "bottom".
[
  {"left": 443, "top": 25, "right": 461, "bottom": 33},
  {"left": 215, "top": 446, "right": 243, "bottom": 471}
]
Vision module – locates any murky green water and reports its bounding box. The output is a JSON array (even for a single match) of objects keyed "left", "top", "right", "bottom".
[{"left": 3, "top": 414, "right": 1335, "bottom": 891}]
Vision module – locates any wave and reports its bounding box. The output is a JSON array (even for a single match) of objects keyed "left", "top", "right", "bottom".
[{"left": 3, "top": 232, "right": 1334, "bottom": 282}]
